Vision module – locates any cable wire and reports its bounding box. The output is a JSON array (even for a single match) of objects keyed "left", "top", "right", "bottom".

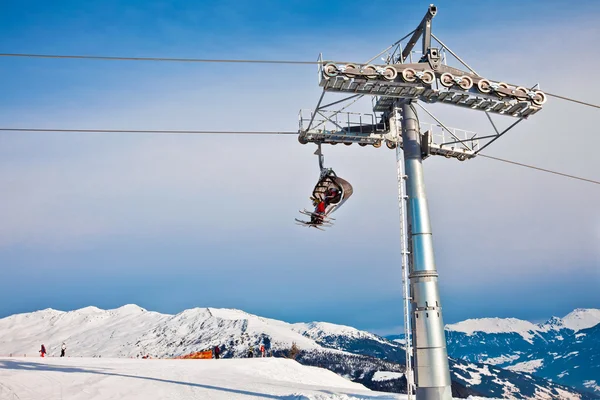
[
  {"left": 0, "top": 128, "right": 297, "bottom": 135},
  {"left": 0, "top": 53, "right": 322, "bottom": 65},
  {"left": 1, "top": 128, "right": 598, "bottom": 185},
  {"left": 479, "top": 154, "right": 600, "bottom": 186},
  {"left": 2, "top": 52, "right": 599, "bottom": 110},
  {"left": 544, "top": 93, "right": 600, "bottom": 110},
  {"left": 0, "top": 128, "right": 600, "bottom": 185}
]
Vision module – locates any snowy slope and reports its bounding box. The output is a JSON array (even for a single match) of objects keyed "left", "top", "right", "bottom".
[
  {"left": 445, "top": 308, "right": 600, "bottom": 339},
  {"left": 0, "top": 305, "right": 320, "bottom": 358},
  {"left": 291, "top": 320, "right": 590, "bottom": 399},
  {"left": 446, "top": 318, "right": 542, "bottom": 343},
  {"left": 0, "top": 357, "right": 405, "bottom": 400},
  {"left": 293, "top": 322, "right": 388, "bottom": 344},
  {"left": 0, "top": 304, "right": 169, "bottom": 357},
  {"left": 136, "top": 307, "right": 322, "bottom": 359},
  {"left": 442, "top": 309, "right": 600, "bottom": 396},
  {"left": 562, "top": 309, "right": 600, "bottom": 331},
  {"left": 292, "top": 322, "right": 392, "bottom": 354}
]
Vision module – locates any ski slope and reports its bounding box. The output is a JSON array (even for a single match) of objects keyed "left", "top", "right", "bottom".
[
  {"left": 0, "top": 356, "right": 500, "bottom": 400},
  {"left": 0, "top": 356, "right": 404, "bottom": 400}
]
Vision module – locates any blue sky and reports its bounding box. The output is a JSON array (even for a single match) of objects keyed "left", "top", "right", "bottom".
[{"left": 1, "top": 0, "right": 599, "bottom": 335}]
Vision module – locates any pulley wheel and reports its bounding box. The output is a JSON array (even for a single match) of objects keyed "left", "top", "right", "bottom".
[
  {"left": 358, "top": 142, "right": 368, "bottom": 147},
  {"left": 532, "top": 90, "right": 547, "bottom": 106},
  {"left": 421, "top": 70, "right": 435, "bottom": 84},
  {"left": 344, "top": 142, "right": 352, "bottom": 146},
  {"left": 323, "top": 63, "right": 339, "bottom": 78},
  {"left": 373, "top": 141, "right": 382, "bottom": 148},
  {"left": 477, "top": 79, "right": 492, "bottom": 93},
  {"left": 515, "top": 86, "right": 529, "bottom": 100},
  {"left": 401, "top": 68, "right": 417, "bottom": 82},
  {"left": 362, "top": 64, "right": 378, "bottom": 79},
  {"left": 344, "top": 63, "right": 358, "bottom": 78},
  {"left": 496, "top": 82, "right": 509, "bottom": 97},
  {"left": 459, "top": 76, "right": 473, "bottom": 90},
  {"left": 382, "top": 66, "right": 398, "bottom": 81},
  {"left": 457, "top": 154, "right": 467, "bottom": 161},
  {"left": 440, "top": 72, "right": 454, "bottom": 88},
  {"left": 385, "top": 140, "right": 397, "bottom": 149},
  {"left": 298, "top": 136, "right": 308, "bottom": 145}
]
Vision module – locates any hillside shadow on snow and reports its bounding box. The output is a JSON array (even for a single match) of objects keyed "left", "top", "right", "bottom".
[
  {"left": 0, "top": 359, "right": 287, "bottom": 399},
  {"left": 0, "top": 360, "right": 397, "bottom": 400}
]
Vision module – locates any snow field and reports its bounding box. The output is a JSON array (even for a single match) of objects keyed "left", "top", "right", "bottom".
[
  {"left": 0, "top": 357, "right": 405, "bottom": 400},
  {"left": 505, "top": 359, "right": 544, "bottom": 374},
  {"left": 371, "top": 372, "right": 404, "bottom": 382}
]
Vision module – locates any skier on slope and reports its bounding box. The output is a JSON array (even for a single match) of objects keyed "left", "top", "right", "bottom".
[
  {"left": 39, "top": 344, "right": 46, "bottom": 357},
  {"left": 213, "top": 345, "right": 220, "bottom": 359},
  {"left": 60, "top": 342, "right": 66, "bottom": 357}
]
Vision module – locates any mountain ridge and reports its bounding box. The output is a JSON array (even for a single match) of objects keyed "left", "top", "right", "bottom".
[
  {"left": 1, "top": 304, "right": 596, "bottom": 400},
  {"left": 437, "top": 309, "right": 600, "bottom": 396},
  {"left": 445, "top": 308, "right": 600, "bottom": 338}
]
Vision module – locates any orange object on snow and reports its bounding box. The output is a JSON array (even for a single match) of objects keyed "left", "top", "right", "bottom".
[{"left": 175, "top": 350, "right": 213, "bottom": 359}]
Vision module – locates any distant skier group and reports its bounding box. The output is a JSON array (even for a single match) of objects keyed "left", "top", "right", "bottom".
[
  {"left": 247, "top": 344, "right": 266, "bottom": 358},
  {"left": 211, "top": 343, "right": 268, "bottom": 359},
  {"left": 38, "top": 342, "right": 67, "bottom": 357},
  {"left": 37, "top": 341, "right": 269, "bottom": 359}
]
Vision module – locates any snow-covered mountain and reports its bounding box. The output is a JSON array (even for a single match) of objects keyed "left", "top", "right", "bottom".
[
  {"left": 0, "top": 305, "right": 595, "bottom": 399},
  {"left": 0, "top": 305, "right": 324, "bottom": 358},
  {"left": 446, "top": 318, "right": 543, "bottom": 344},
  {"left": 441, "top": 309, "right": 600, "bottom": 395},
  {"left": 560, "top": 309, "right": 600, "bottom": 331},
  {"left": 446, "top": 309, "right": 600, "bottom": 341}
]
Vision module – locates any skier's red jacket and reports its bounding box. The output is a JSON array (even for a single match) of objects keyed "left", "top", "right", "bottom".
[{"left": 316, "top": 201, "right": 325, "bottom": 213}]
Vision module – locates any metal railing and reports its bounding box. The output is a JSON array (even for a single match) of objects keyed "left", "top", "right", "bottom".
[{"left": 299, "top": 109, "right": 381, "bottom": 135}]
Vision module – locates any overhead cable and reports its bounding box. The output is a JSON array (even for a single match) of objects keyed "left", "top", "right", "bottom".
[
  {"left": 0, "top": 53, "right": 321, "bottom": 65},
  {"left": 2, "top": 52, "right": 599, "bottom": 110},
  {"left": 479, "top": 154, "right": 600, "bottom": 186},
  {"left": 1, "top": 127, "right": 598, "bottom": 186},
  {"left": 0, "top": 128, "right": 297, "bottom": 135},
  {"left": 544, "top": 93, "right": 600, "bottom": 110}
]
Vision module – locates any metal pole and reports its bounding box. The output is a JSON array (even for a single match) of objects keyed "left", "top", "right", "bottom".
[
  {"left": 401, "top": 5, "right": 437, "bottom": 62},
  {"left": 399, "top": 101, "right": 452, "bottom": 400},
  {"left": 391, "top": 111, "right": 414, "bottom": 400}
]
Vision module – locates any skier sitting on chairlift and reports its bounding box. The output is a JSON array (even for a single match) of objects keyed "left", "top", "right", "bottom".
[
  {"left": 296, "top": 144, "right": 353, "bottom": 230},
  {"left": 310, "top": 198, "right": 326, "bottom": 225},
  {"left": 324, "top": 187, "right": 341, "bottom": 204},
  {"left": 310, "top": 187, "right": 340, "bottom": 223}
]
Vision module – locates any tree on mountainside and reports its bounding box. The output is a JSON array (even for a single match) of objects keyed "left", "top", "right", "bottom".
[{"left": 288, "top": 342, "right": 300, "bottom": 360}]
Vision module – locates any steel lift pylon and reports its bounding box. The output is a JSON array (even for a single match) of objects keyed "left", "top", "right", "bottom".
[{"left": 297, "top": 5, "right": 545, "bottom": 400}]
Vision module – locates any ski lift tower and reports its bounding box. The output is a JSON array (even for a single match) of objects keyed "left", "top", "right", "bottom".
[{"left": 298, "top": 5, "right": 546, "bottom": 400}]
